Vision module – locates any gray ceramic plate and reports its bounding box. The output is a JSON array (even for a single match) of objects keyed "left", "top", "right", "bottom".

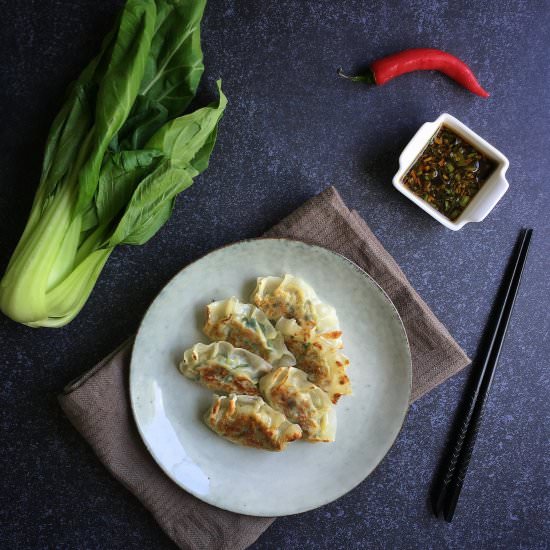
[{"left": 130, "top": 239, "right": 411, "bottom": 516}]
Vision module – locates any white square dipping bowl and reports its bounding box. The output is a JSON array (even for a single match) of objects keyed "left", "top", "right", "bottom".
[{"left": 392, "top": 113, "right": 509, "bottom": 231}]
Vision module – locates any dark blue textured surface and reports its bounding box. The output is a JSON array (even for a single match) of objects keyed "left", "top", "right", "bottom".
[{"left": 1, "top": 1, "right": 549, "bottom": 548}]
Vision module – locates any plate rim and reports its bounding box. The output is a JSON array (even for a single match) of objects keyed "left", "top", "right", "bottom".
[{"left": 129, "top": 237, "right": 412, "bottom": 516}]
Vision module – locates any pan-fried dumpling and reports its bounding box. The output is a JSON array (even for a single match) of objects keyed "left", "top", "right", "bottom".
[
  {"left": 253, "top": 275, "right": 351, "bottom": 403},
  {"left": 276, "top": 318, "right": 351, "bottom": 404},
  {"left": 259, "top": 366, "right": 336, "bottom": 442},
  {"left": 203, "top": 297, "right": 295, "bottom": 367},
  {"left": 204, "top": 393, "right": 302, "bottom": 451},
  {"left": 252, "top": 274, "right": 342, "bottom": 347},
  {"left": 179, "top": 341, "right": 272, "bottom": 396}
]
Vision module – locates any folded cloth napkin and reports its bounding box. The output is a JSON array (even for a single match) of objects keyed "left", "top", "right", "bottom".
[{"left": 59, "top": 186, "right": 470, "bottom": 550}]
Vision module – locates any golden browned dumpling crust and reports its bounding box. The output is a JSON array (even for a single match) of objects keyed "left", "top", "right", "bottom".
[
  {"left": 203, "top": 298, "right": 295, "bottom": 368},
  {"left": 260, "top": 367, "right": 336, "bottom": 442},
  {"left": 204, "top": 394, "right": 302, "bottom": 451},
  {"left": 179, "top": 341, "right": 272, "bottom": 396},
  {"left": 277, "top": 318, "right": 351, "bottom": 404}
]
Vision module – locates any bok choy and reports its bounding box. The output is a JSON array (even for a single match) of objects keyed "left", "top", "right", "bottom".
[{"left": 0, "top": 0, "right": 226, "bottom": 327}]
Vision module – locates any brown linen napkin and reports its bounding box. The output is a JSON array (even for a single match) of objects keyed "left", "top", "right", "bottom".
[{"left": 59, "top": 186, "right": 470, "bottom": 550}]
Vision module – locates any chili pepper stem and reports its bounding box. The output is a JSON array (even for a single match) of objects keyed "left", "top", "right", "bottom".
[{"left": 336, "top": 67, "right": 376, "bottom": 84}]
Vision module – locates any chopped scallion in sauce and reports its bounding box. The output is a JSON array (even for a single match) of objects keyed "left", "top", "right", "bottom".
[{"left": 402, "top": 125, "right": 496, "bottom": 221}]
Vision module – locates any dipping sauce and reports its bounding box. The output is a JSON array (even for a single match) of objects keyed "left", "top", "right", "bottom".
[{"left": 402, "top": 125, "right": 496, "bottom": 220}]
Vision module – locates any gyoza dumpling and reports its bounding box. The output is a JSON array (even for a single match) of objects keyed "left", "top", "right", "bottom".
[
  {"left": 179, "top": 341, "right": 272, "bottom": 396},
  {"left": 204, "top": 393, "right": 302, "bottom": 451},
  {"left": 252, "top": 275, "right": 351, "bottom": 403},
  {"left": 276, "top": 318, "right": 351, "bottom": 404},
  {"left": 259, "top": 366, "right": 336, "bottom": 442},
  {"left": 252, "top": 274, "right": 342, "bottom": 347},
  {"left": 203, "top": 297, "right": 295, "bottom": 368}
]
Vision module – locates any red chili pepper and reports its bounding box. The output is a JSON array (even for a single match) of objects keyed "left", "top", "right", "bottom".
[{"left": 338, "top": 48, "right": 489, "bottom": 98}]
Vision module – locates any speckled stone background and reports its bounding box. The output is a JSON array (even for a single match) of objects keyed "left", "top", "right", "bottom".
[{"left": 1, "top": 0, "right": 549, "bottom": 548}]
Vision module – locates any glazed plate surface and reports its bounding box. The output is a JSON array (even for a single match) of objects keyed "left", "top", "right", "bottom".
[{"left": 130, "top": 239, "right": 411, "bottom": 516}]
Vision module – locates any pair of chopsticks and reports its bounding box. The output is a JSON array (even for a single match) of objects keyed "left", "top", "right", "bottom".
[{"left": 433, "top": 227, "right": 533, "bottom": 522}]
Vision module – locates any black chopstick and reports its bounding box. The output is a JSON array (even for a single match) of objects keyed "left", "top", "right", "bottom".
[{"left": 433, "top": 228, "right": 533, "bottom": 522}]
